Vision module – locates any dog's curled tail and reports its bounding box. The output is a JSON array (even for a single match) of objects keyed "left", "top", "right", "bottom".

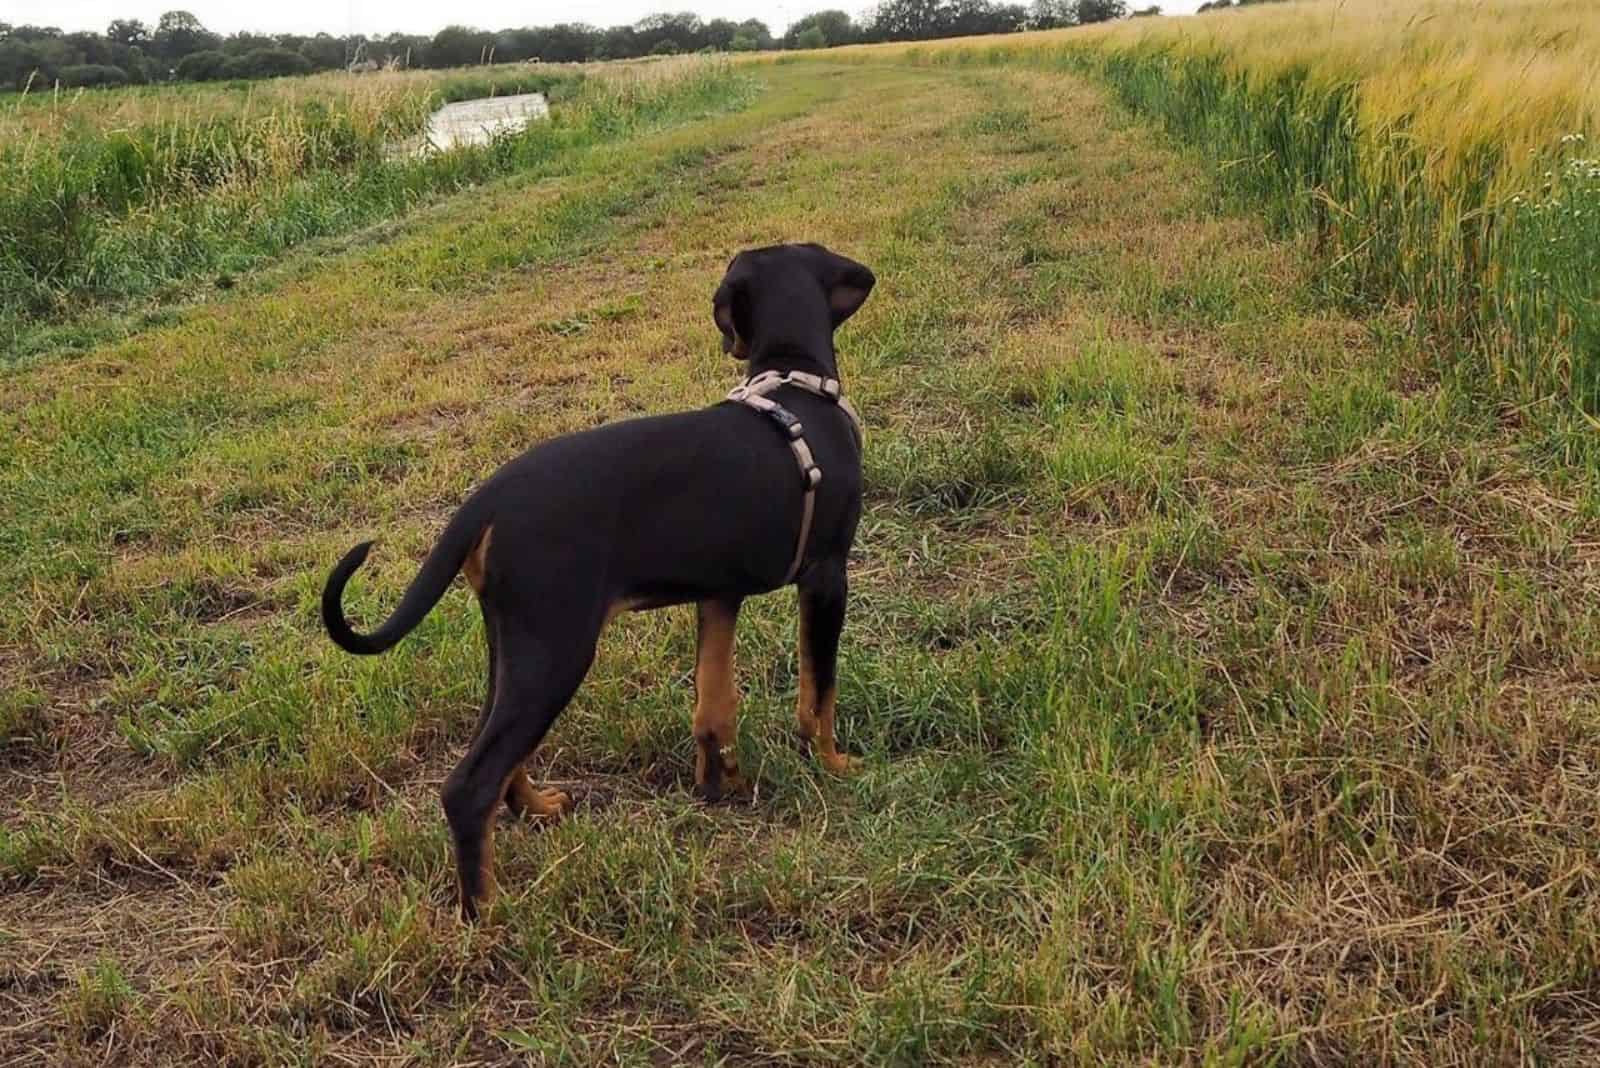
[{"left": 322, "top": 510, "right": 485, "bottom": 655}]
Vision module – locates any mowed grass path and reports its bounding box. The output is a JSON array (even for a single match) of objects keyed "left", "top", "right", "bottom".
[{"left": 4, "top": 60, "right": 1600, "bottom": 1064}]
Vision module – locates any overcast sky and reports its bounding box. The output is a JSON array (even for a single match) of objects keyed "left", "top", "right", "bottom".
[{"left": 10, "top": 0, "right": 1206, "bottom": 38}]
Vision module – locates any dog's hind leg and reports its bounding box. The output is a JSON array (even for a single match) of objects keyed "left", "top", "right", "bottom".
[
  {"left": 795, "top": 566, "right": 852, "bottom": 775},
  {"left": 467, "top": 555, "right": 571, "bottom": 824},
  {"left": 442, "top": 610, "right": 597, "bottom": 920},
  {"left": 693, "top": 597, "right": 747, "bottom": 802}
]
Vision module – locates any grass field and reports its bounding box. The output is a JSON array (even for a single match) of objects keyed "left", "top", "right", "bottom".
[
  {"left": 817, "top": 0, "right": 1600, "bottom": 419},
  {"left": 5, "top": 35, "right": 1600, "bottom": 1068},
  {"left": 0, "top": 58, "right": 738, "bottom": 364}
]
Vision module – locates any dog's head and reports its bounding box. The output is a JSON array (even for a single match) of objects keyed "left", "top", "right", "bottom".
[{"left": 712, "top": 243, "right": 874, "bottom": 375}]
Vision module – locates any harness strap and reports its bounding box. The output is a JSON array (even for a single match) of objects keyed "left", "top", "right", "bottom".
[
  {"left": 726, "top": 369, "right": 859, "bottom": 584},
  {"left": 731, "top": 370, "right": 864, "bottom": 446}
]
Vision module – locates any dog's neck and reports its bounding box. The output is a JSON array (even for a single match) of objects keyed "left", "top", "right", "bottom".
[{"left": 745, "top": 341, "right": 839, "bottom": 382}]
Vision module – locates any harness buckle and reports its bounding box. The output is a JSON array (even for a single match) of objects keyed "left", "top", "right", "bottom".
[
  {"left": 803, "top": 464, "right": 822, "bottom": 489},
  {"left": 821, "top": 378, "right": 841, "bottom": 400},
  {"left": 768, "top": 407, "right": 803, "bottom": 439}
]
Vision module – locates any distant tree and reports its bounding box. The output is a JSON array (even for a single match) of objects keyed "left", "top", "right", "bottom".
[
  {"left": 865, "top": 0, "right": 1025, "bottom": 41},
  {"left": 65, "top": 30, "right": 116, "bottom": 66},
  {"left": 493, "top": 29, "right": 531, "bottom": 61},
  {"left": 375, "top": 32, "right": 426, "bottom": 67},
  {"left": 0, "top": 40, "right": 33, "bottom": 90},
  {"left": 866, "top": 0, "right": 945, "bottom": 41},
  {"left": 296, "top": 33, "right": 347, "bottom": 70},
  {"left": 1073, "top": 0, "right": 1127, "bottom": 22},
  {"left": 0, "top": 31, "right": 75, "bottom": 89},
  {"left": 224, "top": 48, "right": 313, "bottom": 79},
  {"left": 5, "top": 24, "right": 66, "bottom": 42},
  {"left": 528, "top": 24, "right": 598, "bottom": 62},
  {"left": 174, "top": 48, "right": 228, "bottom": 80},
  {"left": 1028, "top": 0, "right": 1075, "bottom": 29},
  {"left": 222, "top": 32, "right": 275, "bottom": 56},
  {"left": 106, "top": 19, "right": 151, "bottom": 46},
  {"left": 703, "top": 18, "right": 740, "bottom": 49},
  {"left": 59, "top": 62, "right": 128, "bottom": 86},
  {"left": 635, "top": 13, "right": 705, "bottom": 53},
  {"left": 430, "top": 24, "right": 492, "bottom": 67},
  {"left": 783, "top": 10, "right": 854, "bottom": 48},
  {"left": 597, "top": 25, "right": 640, "bottom": 59},
  {"left": 104, "top": 35, "right": 159, "bottom": 83},
  {"left": 1131, "top": 4, "right": 1160, "bottom": 14},
  {"left": 174, "top": 49, "right": 227, "bottom": 80},
  {"left": 947, "top": 0, "right": 1027, "bottom": 36},
  {"left": 153, "top": 11, "right": 219, "bottom": 61},
  {"left": 650, "top": 38, "right": 681, "bottom": 54},
  {"left": 794, "top": 26, "right": 828, "bottom": 48},
  {"left": 730, "top": 19, "right": 773, "bottom": 50}
]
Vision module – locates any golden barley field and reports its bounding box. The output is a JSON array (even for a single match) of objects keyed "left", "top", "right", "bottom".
[{"left": 806, "top": 0, "right": 1600, "bottom": 410}]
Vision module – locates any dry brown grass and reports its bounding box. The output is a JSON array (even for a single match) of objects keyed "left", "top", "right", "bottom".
[{"left": 3, "top": 56, "right": 1600, "bottom": 1064}]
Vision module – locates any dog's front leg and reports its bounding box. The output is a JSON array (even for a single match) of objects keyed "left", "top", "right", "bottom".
[
  {"left": 693, "top": 597, "right": 747, "bottom": 801},
  {"left": 796, "top": 568, "right": 852, "bottom": 775},
  {"left": 504, "top": 764, "right": 571, "bottom": 821}
]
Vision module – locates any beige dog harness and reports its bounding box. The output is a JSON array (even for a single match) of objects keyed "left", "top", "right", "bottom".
[{"left": 726, "top": 369, "right": 864, "bottom": 584}]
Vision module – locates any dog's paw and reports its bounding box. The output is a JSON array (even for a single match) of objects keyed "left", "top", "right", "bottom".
[
  {"left": 820, "top": 751, "right": 855, "bottom": 775},
  {"left": 694, "top": 769, "right": 752, "bottom": 804},
  {"left": 795, "top": 731, "right": 856, "bottom": 775},
  {"left": 528, "top": 788, "right": 571, "bottom": 819},
  {"left": 507, "top": 777, "right": 572, "bottom": 821}
]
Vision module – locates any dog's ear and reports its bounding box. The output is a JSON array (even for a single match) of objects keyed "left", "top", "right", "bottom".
[
  {"left": 815, "top": 248, "right": 875, "bottom": 327},
  {"left": 712, "top": 276, "right": 752, "bottom": 360}
]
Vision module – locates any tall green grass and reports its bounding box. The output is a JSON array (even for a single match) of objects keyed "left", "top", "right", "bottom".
[
  {"left": 0, "top": 63, "right": 747, "bottom": 361},
  {"left": 1502, "top": 149, "right": 1600, "bottom": 410},
  {"left": 1, "top": 95, "right": 428, "bottom": 323},
  {"left": 1059, "top": 44, "right": 1600, "bottom": 414},
  {"left": 805, "top": 1, "right": 1599, "bottom": 413}
]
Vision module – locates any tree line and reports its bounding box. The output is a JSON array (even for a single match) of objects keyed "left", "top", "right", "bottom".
[{"left": 0, "top": 2, "right": 1153, "bottom": 92}]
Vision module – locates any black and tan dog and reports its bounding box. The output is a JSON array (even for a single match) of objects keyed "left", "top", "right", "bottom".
[{"left": 322, "top": 242, "right": 874, "bottom": 918}]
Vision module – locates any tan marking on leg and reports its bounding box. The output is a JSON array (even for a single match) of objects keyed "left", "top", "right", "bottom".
[
  {"left": 463, "top": 524, "right": 493, "bottom": 595},
  {"left": 476, "top": 795, "right": 500, "bottom": 911},
  {"left": 528, "top": 786, "right": 570, "bottom": 815},
  {"left": 693, "top": 600, "right": 745, "bottom": 797},
  {"left": 604, "top": 597, "right": 644, "bottom": 626},
  {"left": 795, "top": 595, "right": 819, "bottom": 740},
  {"left": 814, "top": 685, "right": 852, "bottom": 775},
  {"left": 471, "top": 762, "right": 558, "bottom": 914},
  {"left": 507, "top": 763, "right": 570, "bottom": 820},
  {"left": 480, "top": 826, "right": 498, "bottom": 903}
]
